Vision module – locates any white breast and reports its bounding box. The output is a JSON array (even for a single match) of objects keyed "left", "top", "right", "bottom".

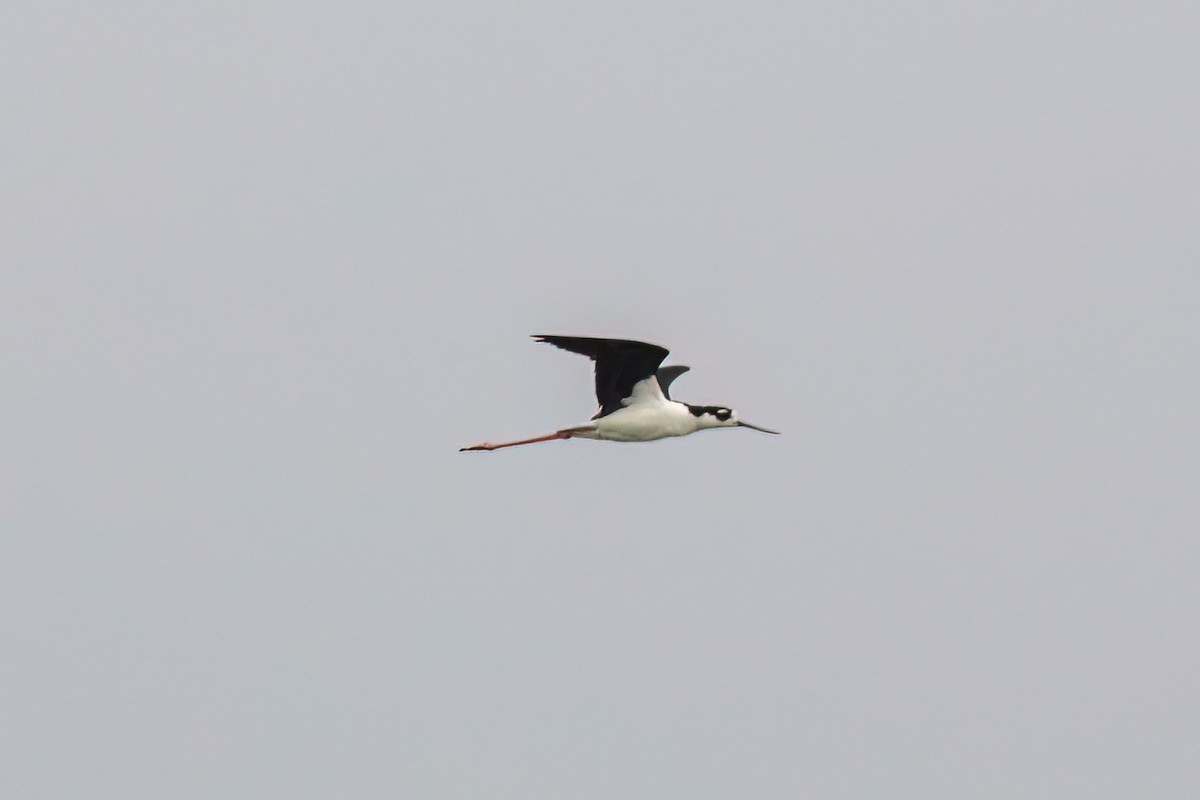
[{"left": 589, "top": 402, "right": 699, "bottom": 442}]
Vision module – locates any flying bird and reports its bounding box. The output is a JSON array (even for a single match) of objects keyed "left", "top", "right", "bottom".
[{"left": 460, "top": 335, "right": 779, "bottom": 452}]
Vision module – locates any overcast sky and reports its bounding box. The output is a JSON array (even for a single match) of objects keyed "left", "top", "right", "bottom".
[{"left": 3, "top": 1, "right": 1199, "bottom": 798}]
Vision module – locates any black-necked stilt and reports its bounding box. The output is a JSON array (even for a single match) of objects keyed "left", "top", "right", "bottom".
[{"left": 460, "top": 335, "right": 780, "bottom": 452}]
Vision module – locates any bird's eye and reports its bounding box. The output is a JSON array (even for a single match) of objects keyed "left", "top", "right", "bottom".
[{"left": 716, "top": 409, "right": 731, "bottom": 421}]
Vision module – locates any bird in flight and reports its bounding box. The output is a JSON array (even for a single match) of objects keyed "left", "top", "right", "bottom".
[{"left": 460, "top": 335, "right": 779, "bottom": 452}]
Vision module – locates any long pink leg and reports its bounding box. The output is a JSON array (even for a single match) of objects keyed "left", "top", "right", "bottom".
[
  {"left": 458, "top": 424, "right": 590, "bottom": 450},
  {"left": 460, "top": 430, "right": 571, "bottom": 452}
]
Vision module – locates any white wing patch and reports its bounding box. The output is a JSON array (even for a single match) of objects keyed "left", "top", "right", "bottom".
[{"left": 622, "top": 375, "right": 669, "bottom": 409}]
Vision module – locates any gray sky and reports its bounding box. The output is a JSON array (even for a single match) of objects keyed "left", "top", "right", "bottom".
[{"left": 3, "top": 1, "right": 1199, "bottom": 797}]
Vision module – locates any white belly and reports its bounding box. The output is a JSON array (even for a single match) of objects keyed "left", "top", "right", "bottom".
[{"left": 582, "top": 403, "right": 698, "bottom": 442}]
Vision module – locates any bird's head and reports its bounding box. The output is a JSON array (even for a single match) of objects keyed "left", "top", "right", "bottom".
[{"left": 687, "top": 404, "right": 780, "bottom": 435}]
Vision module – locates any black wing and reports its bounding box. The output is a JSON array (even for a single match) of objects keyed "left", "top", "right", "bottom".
[
  {"left": 655, "top": 365, "right": 690, "bottom": 399},
  {"left": 533, "top": 335, "right": 670, "bottom": 417}
]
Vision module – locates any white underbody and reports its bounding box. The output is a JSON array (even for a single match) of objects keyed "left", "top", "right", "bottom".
[
  {"left": 559, "top": 374, "right": 712, "bottom": 442},
  {"left": 568, "top": 401, "right": 701, "bottom": 442}
]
